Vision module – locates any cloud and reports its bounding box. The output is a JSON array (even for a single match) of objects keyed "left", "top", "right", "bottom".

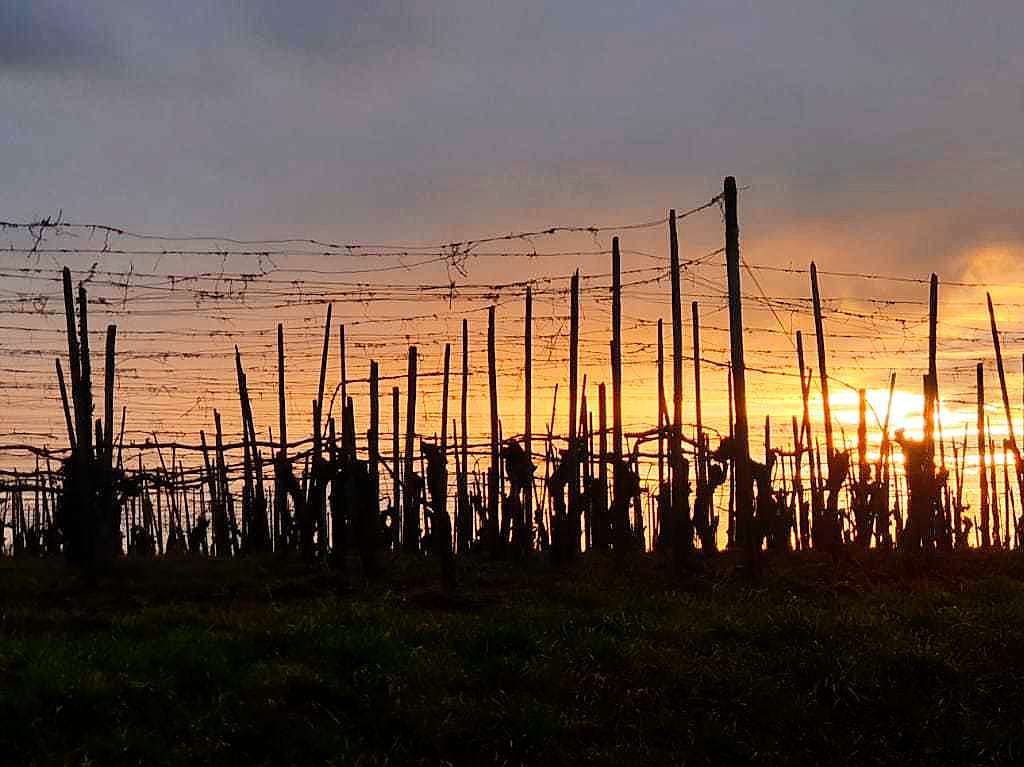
[
  {"left": 0, "top": 1, "right": 123, "bottom": 75},
  {"left": 241, "top": 0, "right": 428, "bottom": 60}
]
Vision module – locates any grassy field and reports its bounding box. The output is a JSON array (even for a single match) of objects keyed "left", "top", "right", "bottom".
[{"left": 2, "top": 551, "right": 1024, "bottom": 766}]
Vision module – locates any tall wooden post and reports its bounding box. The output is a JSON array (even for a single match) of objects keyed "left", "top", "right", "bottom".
[
  {"left": 656, "top": 318, "right": 665, "bottom": 546},
  {"left": 103, "top": 325, "right": 116, "bottom": 462},
  {"left": 61, "top": 268, "right": 83, "bottom": 451},
  {"left": 340, "top": 324, "right": 354, "bottom": 454},
  {"left": 77, "top": 285, "right": 94, "bottom": 458},
  {"left": 277, "top": 324, "right": 288, "bottom": 456},
  {"left": 403, "top": 346, "right": 418, "bottom": 552},
  {"left": 568, "top": 270, "right": 580, "bottom": 545},
  {"left": 56, "top": 359, "right": 76, "bottom": 450},
  {"left": 458, "top": 319, "right": 471, "bottom": 553},
  {"left": 369, "top": 360, "right": 380, "bottom": 518},
  {"left": 925, "top": 276, "right": 939, "bottom": 462},
  {"left": 611, "top": 239, "right": 624, "bottom": 467},
  {"left": 275, "top": 323, "right": 288, "bottom": 549},
  {"left": 487, "top": 306, "right": 500, "bottom": 552},
  {"left": 524, "top": 286, "right": 534, "bottom": 549},
  {"left": 314, "top": 304, "right": 333, "bottom": 460},
  {"left": 598, "top": 383, "right": 609, "bottom": 550},
  {"left": 724, "top": 177, "right": 754, "bottom": 567},
  {"left": 809, "top": 263, "right": 834, "bottom": 461},
  {"left": 668, "top": 209, "right": 690, "bottom": 564},
  {"left": 691, "top": 301, "right": 705, "bottom": 493},
  {"left": 440, "top": 342, "right": 451, "bottom": 529},
  {"left": 392, "top": 385, "right": 401, "bottom": 543}
]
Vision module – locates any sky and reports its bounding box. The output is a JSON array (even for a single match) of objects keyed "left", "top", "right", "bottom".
[
  {"left": 2, "top": 1, "right": 1022, "bottom": 248},
  {"left": 3, "top": 1, "right": 1024, "bottom": 524}
]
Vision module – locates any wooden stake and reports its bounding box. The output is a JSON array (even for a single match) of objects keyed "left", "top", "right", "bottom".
[
  {"left": 656, "top": 318, "right": 665, "bottom": 546},
  {"left": 61, "top": 268, "right": 83, "bottom": 452},
  {"left": 611, "top": 238, "right": 624, "bottom": 466},
  {"left": 458, "top": 318, "right": 471, "bottom": 553},
  {"left": 403, "top": 346, "right": 418, "bottom": 552},
  {"left": 314, "top": 304, "right": 333, "bottom": 459},
  {"left": 810, "top": 263, "right": 834, "bottom": 461},
  {"left": 392, "top": 385, "right": 401, "bottom": 543},
  {"left": 77, "top": 285, "right": 94, "bottom": 457},
  {"left": 977, "top": 362, "right": 990, "bottom": 547},
  {"left": 487, "top": 306, "right": 500, "bottom": 553},
  {"left": 568, "top": 270, "right": 580, "bottom": 542},
  {"left": 369, "top": 360, "right": 380, "bottom": 515},
  {"left": 103, "top": 325, "right": 116, "bottom": 462},
  {"left": 724, "top": 177, "right": 754, "bottom": 567},
  {"left": 524, "top": 286, "right": 533, "bottom": 549},
  {"left": 55, "top": 359, "right": 76, "bottom": 450},
  {"left": 339, "top": 324, "right": 348, "bottom": 439},
  {"left": 669, "top": 207, "right": 689, "bottom": 564},
  {"left": 598, "top": 382, "right": 609, "bottom": 550}
]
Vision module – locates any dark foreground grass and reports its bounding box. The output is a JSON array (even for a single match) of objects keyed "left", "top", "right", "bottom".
[{"left": 2, "top": 551, "right": 1024, "bottom": 766}]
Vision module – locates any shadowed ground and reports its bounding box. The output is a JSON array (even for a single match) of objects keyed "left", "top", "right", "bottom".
[{"left": 1, "top": 551, "right": 1023, "bottom": 766}]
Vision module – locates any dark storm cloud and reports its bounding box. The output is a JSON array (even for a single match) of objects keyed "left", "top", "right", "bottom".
[{"left": 0, "top": 1, "right": 122, "bottom": 74}]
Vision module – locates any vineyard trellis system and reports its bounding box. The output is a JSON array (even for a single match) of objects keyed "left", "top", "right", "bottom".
[{"left": 1, "top": 176, "right": 1023, "bottom": 577}]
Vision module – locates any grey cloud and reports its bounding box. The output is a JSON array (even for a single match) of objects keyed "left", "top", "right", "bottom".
[
  {"left": 0, "top": 1, "right": 123, "bottom": 74},
  {"left": 237, "top": 0, "right": 430, "bottom": 63}
]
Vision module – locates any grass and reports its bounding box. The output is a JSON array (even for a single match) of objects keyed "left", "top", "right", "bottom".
[{"left": 2, "top": 551, "right": 1024, "bottom": 766}]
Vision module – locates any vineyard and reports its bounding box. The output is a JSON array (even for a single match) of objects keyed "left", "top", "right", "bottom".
[
  {"left": 4, "top": 176, "right": 1024, "bottom": 765},
  {"left": 2, "top": 176, "right": 1024, "bottom": 572}
]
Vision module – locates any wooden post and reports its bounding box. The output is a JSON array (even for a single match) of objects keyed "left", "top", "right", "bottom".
[
  {"left": 724, "top": 177, "right": 754, "bottom": 567},
  {"left": 458, "top": 318, "right": 471, "bottom": 553},
  {"left": 77, "top": 285, "right": 94, "bottom": 458},
  {"left": 568, "top": 270, "right": 580, "bottom": 544},
  {"left": 856, "top": 388, "right": 869, "bottom": 546},
  {"left": 611, "top": 238, "right": 624, "bottom": 467},
  {"left": 103, "top": 325, "right": 116, "bottom": 462},
  {"left": 439, "top": 342, "right": 451, "bottom": 536},
  {"left": 598, "top": 382, "right": 609, "bottom": 550},
  {"left": 55, "top": 359, "right": 76, "bottom": 450},
  {"left": 877, "top": 372, "right": 897, "bottom": 548},
  {"left": 809, "top": 263, "right": 834, "bottom": 461},
  {"left": 989, "top": 427, "right": 1001, "bottom": 547},
  {"left": 212, "top": 410, "right": 230, "bottom": 557},
  {"left": 977, "top": 362, "right": 990, "bottom": 548},
  {"left": 925, "top": 276, "right": 939, "bottom": 475},
  {"left": 314, "top": 305, "right": 333, "bottom": 461},
  {"left": 791, "top": 415, "right": 805, "bottom": 550},
  {"left": 61, "top": 268, "right": 83, "bottom": 453},
  {"left": 275, "top": 323, "right": 288, "bottom": 550},
  {"left": 656, "top": 318, "right": 665, "bottom": 546},
  {"left": 369, "top": 360, "right": 380, "bottom": 514},
  {"left": 277, "top": 323, "right": 288, "bottom": 456},
  {"left": 235, "top": 346, "right": 254, "bottom": 551},
  {"left": 403, "top": 346, "right": 418, "bottom": 552},
  {"left": 339, "top": 324, "right": 348, "bottom": 442},
  {"left": 524, "top": 286, "right": 533, "bottom": 550},
  {"left": 929, "top": 273, "right": 939, "bottom": 385},
  {"left": 392, "top": 385, "right": 401, "bottom": 544},
  {"left": 668, "top": 208, "right": 689, "bottom": 564},
  {"left": 487, "top": 306, "right": 500, "bottom": 553}
]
